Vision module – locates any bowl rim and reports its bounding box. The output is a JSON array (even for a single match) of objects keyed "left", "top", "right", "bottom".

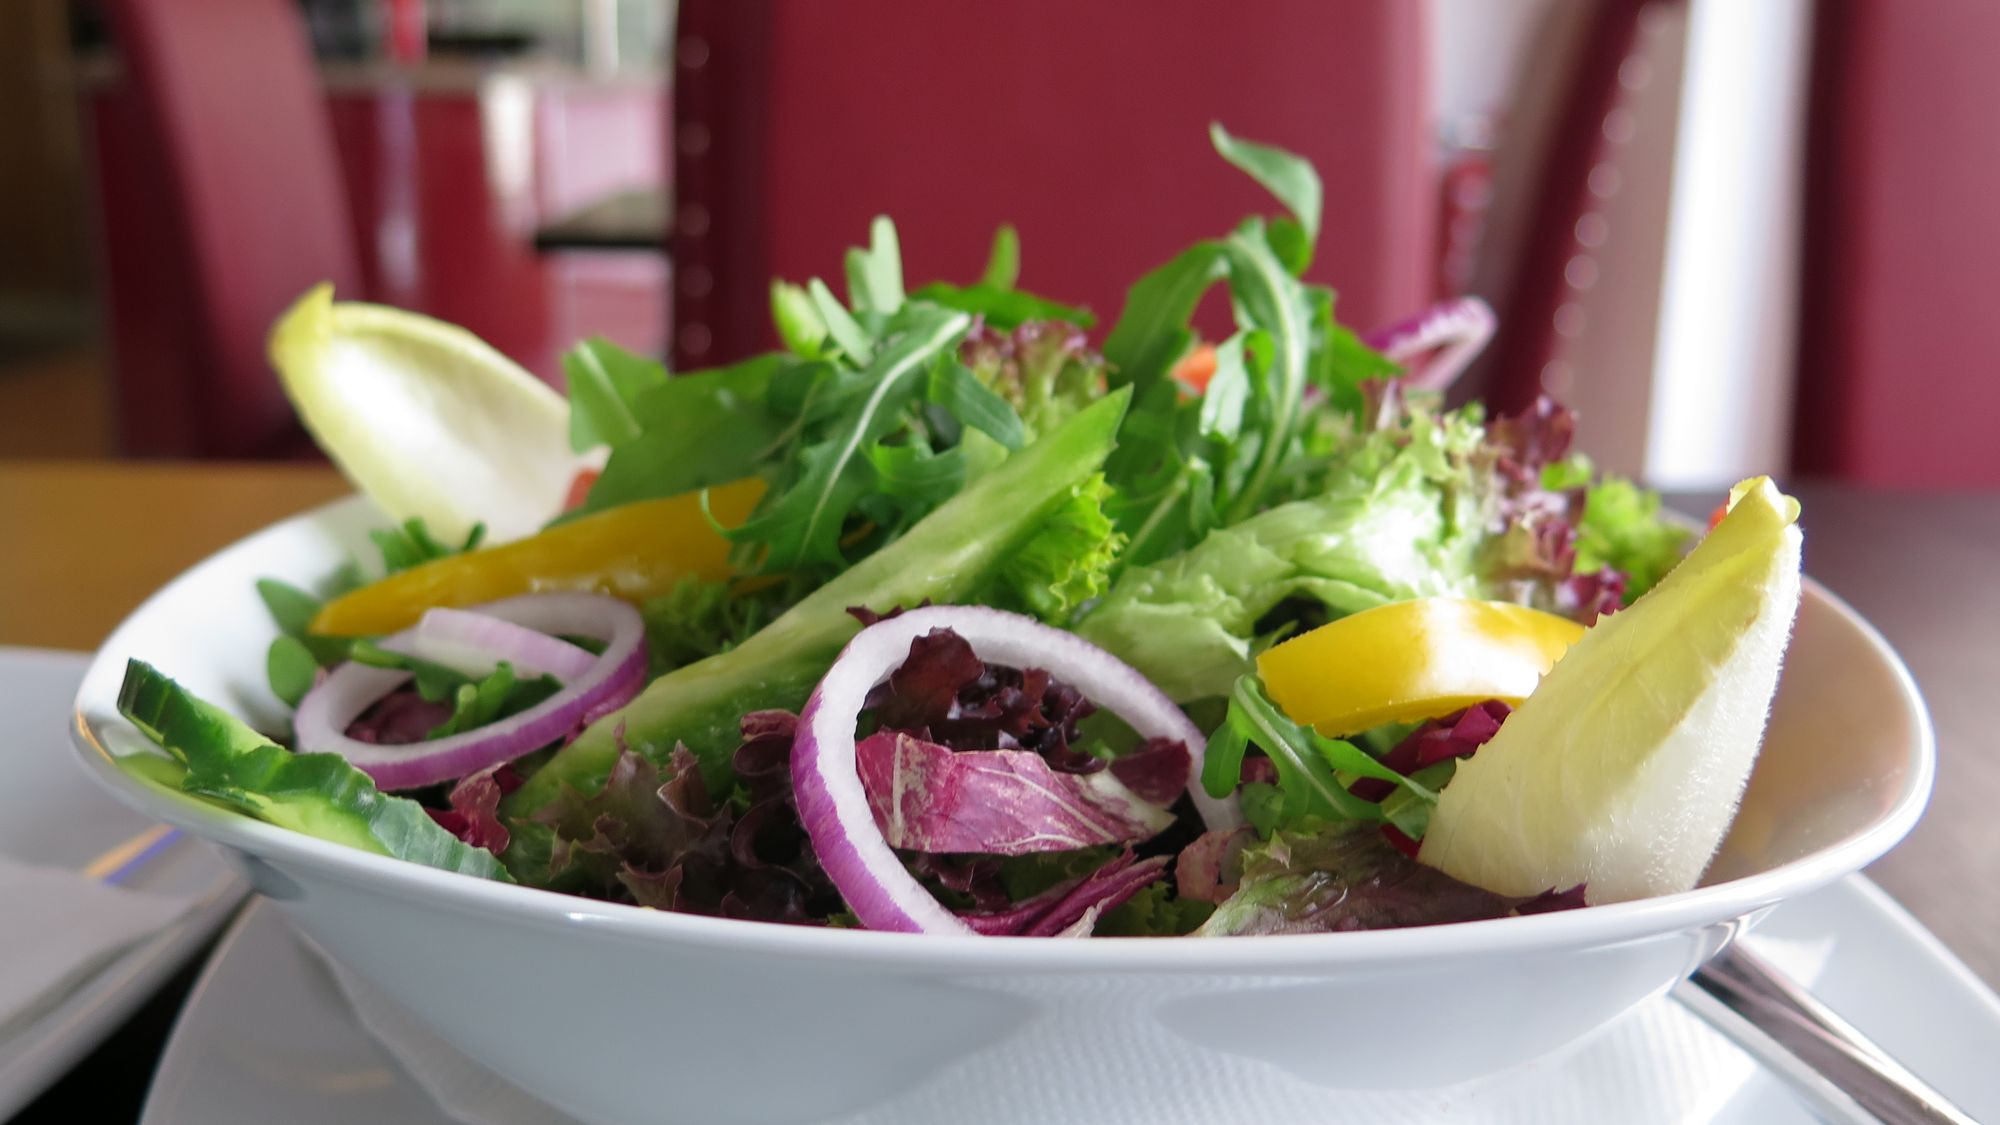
[{"left": 69, "top": 495, "right": 1936, "bottom": 972}]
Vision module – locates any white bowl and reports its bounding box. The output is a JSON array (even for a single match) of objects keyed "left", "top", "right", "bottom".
[{"left": 71, "top": 497, "right": 1933, "bottom": 1125}]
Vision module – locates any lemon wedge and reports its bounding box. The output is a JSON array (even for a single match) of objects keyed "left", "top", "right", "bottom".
[
  {"left": 1418, "top": 477, "right": 1803, "bottom": 903},
  {"left": 269, "top": 285, "right": 581, "bottom": 544},
  {"left": 1257, "top": 598, "right": 1585, "bottom": 735}
]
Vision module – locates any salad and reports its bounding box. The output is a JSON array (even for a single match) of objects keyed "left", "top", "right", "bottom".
[{"left": 115, "top": 126, "right": 1803, "bottom": 937}]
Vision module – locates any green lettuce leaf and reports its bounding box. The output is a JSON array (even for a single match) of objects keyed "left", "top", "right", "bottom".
[
  {"left": 115, "top": 660, "right": 509, "bottom": 880},
  {"left": 1076, "top": 404, "right": 1493, "bottom": 701},
  {"left": 1576, "top": 476, "right": 1691, "bottom": 601},
  {"left": 960, "top": 321, "right": 1104, "bottom": 443},
  {"left": 639, "top": 574, "right": 794, "bottom": 674},
  {"left": 982, "top": 473, "right": 1126, "bottom": 624}
]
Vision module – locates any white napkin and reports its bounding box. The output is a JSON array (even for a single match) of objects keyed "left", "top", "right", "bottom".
[
  {"left": 316, "top": 933, "right": 1831, "bottom": 1125},
  {"left": 0, "top": 854, "right": 197, "bottom": 1039}
]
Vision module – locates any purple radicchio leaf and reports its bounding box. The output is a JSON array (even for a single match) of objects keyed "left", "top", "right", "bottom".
[
  {"left": 1109, "top": 738, "right": 1195, "bottom": 805},
  {"left": 533, "top": 742, "right": 733, "bottom": 916},
  {"left": 856, "top": 730, "right": 1175, "bottom": 855},
  {"left": 428, "top": 762, "right": 519, "bottom": 853},
  {"left": 961, "top": 849, "right": 1170, "bottom": 937},
  {"left": 345, "top": 688, "right": 453, "bottom": 744},
  {"left": 530, "top": 710, "right": 842, "bottom": 925},
  {"left": 1198, "top": 822, "right": 1586, "bottom": 936},
  {"left": 1350, "top": 700, "right": 1512, "bottom": 803},
  {"left": 1479, "top": 396, "right": 1635, "bottom": 625},
  {"left": 722, "top": 709, "right": 844, "bottom": 923},
  {"left": 908, "top": 853, "right": 1014, "bottom": 912},
  {"left": 865, "top": 628, "right": 1103, "bottom": 774},
  {"left": 1175, "top": 825, "right": 1257, "bottom": 904}
]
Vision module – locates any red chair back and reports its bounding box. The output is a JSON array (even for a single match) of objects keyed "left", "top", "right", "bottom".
[
  {"left": 1793, "top": 0, "right": 2000, "bottom": 486},
  {"left": 98, "top": 0, "right": 360, "bottom": 457},
  {"left": 671, "top": 0, "right": 1433, "bottom": 367}
]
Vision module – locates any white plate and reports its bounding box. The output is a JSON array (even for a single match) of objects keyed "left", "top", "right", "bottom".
[
  {"left": 0, "top": 648, "right": 244, "bottom": 1121},
  {"left": 140, "top": 877, "right": 2000, "bottom": 1125}
]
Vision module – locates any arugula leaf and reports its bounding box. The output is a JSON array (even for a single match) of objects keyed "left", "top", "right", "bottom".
[
  {"left": 910, "top": 283, "right": 1094, "bottom": 331},
  {"left": 1312, "top": 302, "right": 1400, "bottom": 417},
  {"left": 255, "top": 578, "right": 349, "bottom": 669},
  {"left": 808, "top": 277, "right": 874, "bottom": 363},
  {"left": 1198, "top": 675, "right": 1444, "bottom": 840},
  {"left": 865, "top": 442, "right": 970, "bottom": 511},
  {"left": 1103, "top": 242, "right": 1226, "bottom": 396},
  {"left": 927, "top": 359, "right": 1026, "bottom": 450},
  {"left": 254, "top": 511, "right": 483, "bottom": 701},
  {"left": 370, "top": 518, "right": 484, "bottom": 575},
  {"left": 1195, "top": 331, "right": 1254, "bottom": 441},
  {"left": 256, "top": 578, "right": 322, "bottom": 637},
  {"left": 562, "top": 338, "right": 669, "bottom": 453},
  {"left": 1098, "top": 228, "right": 1313, "bottom": 564},
  {"left": 844, "top": 215, "right": 906, "bottom": 318},
  {"left": 346, "top": 639, "right": 475, "bottom": 701},
  {"left": 1209, "top": 122, "right": 1322, "bottom": 244},
  {"left": 1202, "top": 674, "right": 1395, "bottom": 828},
  {"left": 1101, "top": 380, "right": 1221, "bottom": 569},
  {"left": 266, "top": 635, "right": 319, "bottom": 708},
  {"left": 1218, "top": 222, "right": 1314, "bottom": 522},
  {"left": 1208, "top": 122, "right": 1323, "bottom": 271},
  {"left": 116, "top": 660, "right": 509, "bottom": 880},
  {"left": 577, "top": 354, "right": 790, "bottom": 516},
  {"left": 770, "top": 280, "right": 829, "bottom": 358},
  {"left": 980, "top": 223, "right": 1021, "bottom": 289},
  {"left": 425, "top": 662, "right": 563, "bottom": 739},
  {"left": 727, "top": 307, "right": 971, "bottom": 571}
]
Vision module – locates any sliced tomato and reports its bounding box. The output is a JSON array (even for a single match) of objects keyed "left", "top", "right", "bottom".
[{"left": 1169, "top": 342, "right": 1219, "bottom": 394}]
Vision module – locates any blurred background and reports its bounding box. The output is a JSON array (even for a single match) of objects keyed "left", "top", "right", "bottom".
[{"left": 0, "top": 0, "right": 1992, "bottom": 487}]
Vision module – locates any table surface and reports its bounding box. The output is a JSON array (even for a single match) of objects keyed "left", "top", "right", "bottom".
[{"left": 1, "top": 462, "right": 1996, "bottom": 1117}]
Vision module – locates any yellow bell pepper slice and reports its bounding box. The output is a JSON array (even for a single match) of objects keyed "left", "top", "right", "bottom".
[
  {"left": 1256, "top": 597, "right": 1585, "bottom": 736},
  {"left": 310, "top": 478, "right": 766, "bottom": 636}
]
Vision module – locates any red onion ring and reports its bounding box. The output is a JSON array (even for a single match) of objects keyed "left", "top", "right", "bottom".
[
  {"left": 1364, "top": 297, "right": 1497, "bottom": 392},
  {"left": 295, "top": 593, "right": 646, "bottom": 791},
  {"left": 394, "top": 607, "right": 598, "bottom": 682},
  {"left": 792, "top": 605, "right": 1239, "bottom": 934}
]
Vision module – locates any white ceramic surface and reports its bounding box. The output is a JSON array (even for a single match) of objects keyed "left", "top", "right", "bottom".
[
  {"left": 139, "top": 879, "right": 2000, "bottom": 1125},
  {"left": 0, "top": 648, "right": 242, "bottom": 1121},
  {"left": 71, "top": 498, "right": 1935, "bottom": 1125}
]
